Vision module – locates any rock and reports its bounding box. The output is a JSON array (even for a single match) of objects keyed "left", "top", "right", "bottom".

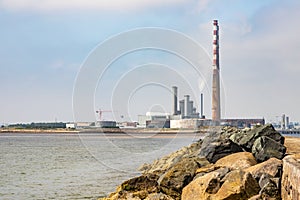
[
  {"left": 258, "top": 173, "right": 272, "bottom": 189},
  {"left": 145, "top": 193, "right": 174, "bottom": 200},
  {"left": 140, "top": 140, "right": 203, "bottom": 176},
  {"left": 159, "top": 156, "right": 209, "bottom": 199},
  {"left": 215, "top": 152, "right": 257, "bottom": 170},
  {"left": 181, "top": 172, "right": 220, "bottom": 200},
  {"left": 252, "top": 136, "right": 286, "bottom": 162},
  {"left": 213, "top": 167, "right": 231, "bottom": 181},
  {"left": 281, "top": 154, "right": 300, "bottom": 200},
  {"left": 213, "top": 170, "right": 260, "bottom": 200},
  {"left": 196, "top": 163, "right": 216, "bottom": 174},
  {"left": 260, "top": 181, "right": 281, "bottom": 200},
  {"left": 245, "top": 157, "right": 282, "bottom": 179},
  {"left": 230, "top": 124, "right": 284, "bottom": 151},
  {"left": 199, "top": 130, "right": 243, "bottom": 163},
  {"left": 247, "top": 194, "right": 262, "bottom": 200},
  {"left": 121, "top": 174, "right": 159, "bottom": 194},
  {"left": 100, "top": 174, "right": 160, "bottom": 200}
]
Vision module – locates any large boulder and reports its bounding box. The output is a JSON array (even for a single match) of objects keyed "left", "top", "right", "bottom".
[
  {"left": 252, "top": 136, "right": 286, "bottom": 162},
  {"left": 215, "top": 152, "right": 257, "bottom": 170},
  {"left": 245, "top": 157, "right": 282, "bottom": 179},
  {"left": 281, "top": 154, "right": 300, "bottom": 200},
  {"left": 213, "top": 170, "right": 260, "bottom": 200},
  {"left": 139, "top": 140, "right": 203, "bottom": 176},
  {"left": 159, "top": 156, "right": 209, "bottom": 199},
  {"left": 102, "top": 174, "right": 159, "bottom": 200},
  {"left": 181, "top": 172, "right": 221, "bottom": 200},
  {"left": 199, "top": 130, "right": 243, "bottom": 163},
  {"left": 230, "top": 124, "right": 284, "bottom": 151}
]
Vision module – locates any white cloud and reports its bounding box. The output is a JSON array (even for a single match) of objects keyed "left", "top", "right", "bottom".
[{"left": 0, "top": 0, "right": 188, "bottom": 12}]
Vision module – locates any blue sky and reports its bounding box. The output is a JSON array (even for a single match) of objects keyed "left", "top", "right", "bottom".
[{"left": 0, "top": 0, "right": 299, "bottom": 124}]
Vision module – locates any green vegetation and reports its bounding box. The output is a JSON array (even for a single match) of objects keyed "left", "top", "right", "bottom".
[{"left": 8, "top": 122, "right": 66, "bottom": 129}]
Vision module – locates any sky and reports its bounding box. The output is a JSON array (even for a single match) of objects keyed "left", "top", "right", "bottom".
[{"left": 0, "top": 0, "right": 299, "bottom": 124}]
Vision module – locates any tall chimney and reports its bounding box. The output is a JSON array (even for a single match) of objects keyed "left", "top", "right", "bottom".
[
  {"left": 172, "top": 86, "right": 178, "bottom": 115},
  {"left": 282, "top": 114, "right": 286, "bottom": 130},
  {"left": 212, "top": 20, "right": 221, "bottom": 123},
  {"left": 200, "top": 93, "right": 204, "bottom": 118},
  {"left": 184, "top": 95, "right": 190, "bottom": 118}
]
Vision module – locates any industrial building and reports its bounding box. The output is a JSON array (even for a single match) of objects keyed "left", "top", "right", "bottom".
[
  {"left": 137, "top": 87, "right": 202, "bottom": 128},
  {"left": 96, "top": 121, "right": 117, "bottom": 128},
  {"left": 172, "top": 86, "right": 200, "bottom": 119},
  {"left": 138, "top": 112, "right": 171, "bottom": 128}
]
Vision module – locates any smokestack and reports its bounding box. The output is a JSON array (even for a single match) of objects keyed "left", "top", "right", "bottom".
[
  {"left": 286, "top": 116, "right": 290, "bottom": 130},
  {"left": 179, "top": 100, "right": 184, "bottom": 117},
  {"left": 172, "top": 86, "right": 178, "bottom": 115},
  {"left": 184, "top": 95, "right": 190, "bottom": 118},
  {"left": 200, "top": 93, "right": 204, "bottom": 118},
  {"left": 212, "top": 19, "right": 221, "bottom": 123},
  {"left": 282, "top": 114, "right": 286, "bottom": 130}
]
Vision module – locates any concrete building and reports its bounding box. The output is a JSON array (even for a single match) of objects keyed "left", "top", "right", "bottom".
[
  {"left": 66, "top": 123, "right": 76, "bottom": 129},
  {"left": 220, "top": 118, "right": 265, "bottom": 128},
  {"left": 138, "top": 112, "right": 170, "bottom": 128},
  {"left": 146, "top": 120, "right": 170, "bottom": 128},
  {"left": 170, "top": 119, "right": 206, "bottom": 129},
  {"left": 96, "top": 121, "right": 117, "bottom": 128},
  {"left": 75, "top": 122, "right": 94, "bottom": 129}
]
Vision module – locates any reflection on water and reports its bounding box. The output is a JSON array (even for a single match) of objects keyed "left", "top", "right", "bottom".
[{"left": 0, "top": 133, "right": 201, "bottom": 199}]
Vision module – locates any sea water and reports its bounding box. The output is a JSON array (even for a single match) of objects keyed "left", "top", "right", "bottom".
[{"left": 0, "top": 133, "right": 201, "bottom": 200}]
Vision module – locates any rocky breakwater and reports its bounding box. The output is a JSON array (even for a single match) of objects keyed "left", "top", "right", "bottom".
[{"left": 100, "top": 124, "right": 287, "bottom": 200}]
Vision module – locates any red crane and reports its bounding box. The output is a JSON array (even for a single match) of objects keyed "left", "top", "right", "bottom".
[{"left": 96, "top": 109, "right": 113, "bottom": 121}]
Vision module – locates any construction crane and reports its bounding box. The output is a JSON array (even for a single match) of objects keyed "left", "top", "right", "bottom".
[{"left": 96, "top": 109, "right": 113, "bottom": 121}]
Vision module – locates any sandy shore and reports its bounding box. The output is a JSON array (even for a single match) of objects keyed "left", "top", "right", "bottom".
[{"left": 284, "top": 136, "right": 300, "bottom": 154}]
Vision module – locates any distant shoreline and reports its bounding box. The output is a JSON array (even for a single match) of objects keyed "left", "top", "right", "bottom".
[{"left": 0, "top": 127, "right": 210, "bottom": 134}]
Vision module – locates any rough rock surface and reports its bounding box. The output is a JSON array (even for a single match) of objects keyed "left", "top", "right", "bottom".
[
  {"left": 139, "top": 140, "right": 203, "bottom": 176},
  {"left": 252, "top": 136, "right": 286, "bottom": 162},
  {"left": 245, "top": 157, "right": 282, "bottom": 179},
  {"left": 215, "top": 152, "right": 257, "bottom": 170},
  {"left": 159, "top": 156, "right": 209, "bottom": 199},
  {"left": 145, "top": 193, "right": 174, "bottom": 200},
  {"left": 260, "top": 181, "right": 281, "bottom": 200},
  {"left": 181, "top": 172, "right": 221, "bottom": 200},
  {"left": 102, "top": 174, "right": 159, "bottom": 200},
  {"left": 213, "top": 170, "right": 260, "bottom": 200},
  {"left": 281, "top": 154, "right": 300, "bottom": 200},
  {"left": 230, "top": 124, "right": 284, "bottom": 151},
  {"left": 199, "top": 129, "right": 243, "bottom": 163}
]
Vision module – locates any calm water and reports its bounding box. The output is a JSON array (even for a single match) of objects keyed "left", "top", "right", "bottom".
[{"left": 0, "top": 133, "right": 201, "bottom": 200}]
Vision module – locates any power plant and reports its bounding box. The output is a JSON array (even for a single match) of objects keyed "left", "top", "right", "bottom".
[{"left": 138, "top": 20, "right": 265, "bottom": 129}]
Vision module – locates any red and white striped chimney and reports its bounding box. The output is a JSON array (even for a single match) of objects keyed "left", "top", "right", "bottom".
[
  {"left": 213, "top": 20, "right": 219, "bottom": 70},
  {"left": 212, "top": 20, "right": 221, "bottom": 122}
]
